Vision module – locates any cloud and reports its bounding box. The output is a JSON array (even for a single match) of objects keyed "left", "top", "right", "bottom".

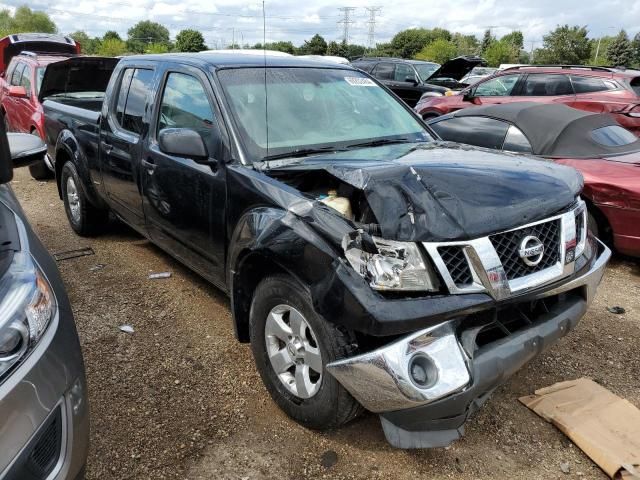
[{"left": 1, "top": 0, "right": 638, "bottom": 48}]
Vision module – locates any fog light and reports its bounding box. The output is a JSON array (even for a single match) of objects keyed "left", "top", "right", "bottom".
[
  {"left": 565, "top": 248, "right": 575, "bottom": 264},
  {"left": 408, "top": 354, "right": 438, "bottom": 389}
]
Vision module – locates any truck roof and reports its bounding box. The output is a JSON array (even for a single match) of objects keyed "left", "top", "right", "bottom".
[{"left": 122, "top": 52, "right": 355, "bottom": 70}]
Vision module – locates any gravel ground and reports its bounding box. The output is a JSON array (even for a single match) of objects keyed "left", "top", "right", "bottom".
[{"left": 10, "top": 168, "right": 640, "bottom": 480}]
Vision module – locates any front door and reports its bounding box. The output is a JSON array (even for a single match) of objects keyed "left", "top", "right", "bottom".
[
  {"left": 142, "top": 67, "right": 227, "bottom": 285},
  {"left": 390, "top": 63, "right": 423, "bottom": 107},
  {"left": 100, "top": 67, "right": 155, "bottom": 231}
]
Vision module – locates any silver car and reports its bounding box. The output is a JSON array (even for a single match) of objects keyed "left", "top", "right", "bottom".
[{"left": 0, "top": 131, "right": 89, "bottom": 479}]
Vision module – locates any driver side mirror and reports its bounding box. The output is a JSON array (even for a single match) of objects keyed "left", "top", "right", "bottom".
[
  {"left": 463, "top": 90, "right": 482, "bottom": 105},
  {"left": 0, "top": 131, "right": 47, "bottom": 184},
  {"left": 158, "top": 128, "right": 210, "bottom": 163},
  {"left": 405, "top": 76, "right": 418, "bottom": 85},
  {"left": 8, "top": 86, "right": 27, "bottom": 98}
]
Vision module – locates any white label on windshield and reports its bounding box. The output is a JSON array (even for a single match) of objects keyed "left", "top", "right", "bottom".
[{"left": 344, "top": 76, "right": 376, "bottom": 86}]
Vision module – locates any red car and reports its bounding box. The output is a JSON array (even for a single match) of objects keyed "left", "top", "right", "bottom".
[
  {"left": 416, "top": 65, "right": 640, "bottom": 135},
  {"left": 0, "top": 34, "right": 80, "bottom": 179},
  {"left": 426, "top": 102, "right": 640, "bottom": 257}
]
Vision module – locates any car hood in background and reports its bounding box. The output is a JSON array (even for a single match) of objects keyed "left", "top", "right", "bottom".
[
  {"left": 269, "top": 143, "right": 583, "bottom": 242},
  {"left": 427, "top": 56, "right": 486, "bottom": 81}
]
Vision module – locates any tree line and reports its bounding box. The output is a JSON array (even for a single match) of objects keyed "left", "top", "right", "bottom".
[{"left": 2, "top": 6, "right": 640, "bottom": 68}]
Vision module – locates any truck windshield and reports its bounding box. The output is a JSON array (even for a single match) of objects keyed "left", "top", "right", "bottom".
[
  {"left": 413, "top": 63, "right": 440, "bottom": 82},
  {"left": 217, "top": 67, "right": 431, "bottom": 161}
]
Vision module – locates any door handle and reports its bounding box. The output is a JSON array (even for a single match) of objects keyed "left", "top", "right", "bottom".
[
  {"left": 102, "top": 142, "right": 113, "bottom": 154},
  {"left": 141, "top": 158, "right": 156, "bottom": 174}
]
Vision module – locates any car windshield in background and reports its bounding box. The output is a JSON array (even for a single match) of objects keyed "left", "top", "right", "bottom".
[
  {"left": 413, "top": 63, "right": 440, "bottom": 82},
  {"left": 217, "top": 67, "right": 430, "bottom": 161}
]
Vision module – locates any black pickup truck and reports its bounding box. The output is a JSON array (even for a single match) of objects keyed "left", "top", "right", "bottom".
[{"left": 41, "top": 53, "right": 610, "bottom": 449}]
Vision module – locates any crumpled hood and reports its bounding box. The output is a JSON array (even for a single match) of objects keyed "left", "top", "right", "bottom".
[{"left": 272, "top": 143, "right": 583, "bottom": 242}]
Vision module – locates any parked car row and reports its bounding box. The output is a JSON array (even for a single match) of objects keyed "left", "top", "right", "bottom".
[{"left": 1, "top": 44, "right": 627, "bottom": 477}]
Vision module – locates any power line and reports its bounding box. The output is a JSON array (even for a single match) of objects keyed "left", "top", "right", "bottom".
[
  {"left": 365, "top": 7, "right": 382, "bottom": 49},
  {"left": 337, "top": 7, "right": 356, "bottom": 44}
]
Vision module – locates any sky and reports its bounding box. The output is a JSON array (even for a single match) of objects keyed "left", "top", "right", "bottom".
[{"left": 2, "top": 0, "right": 639, "bottom": 49}]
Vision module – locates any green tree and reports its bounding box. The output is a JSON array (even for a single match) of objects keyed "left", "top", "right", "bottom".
[
  {"left": 97, "top": 38, "right": 127, "bottom": 57},
  {"left": 501, "top": 31, "right": 524, "bottom": 50},
  {"left": 146, "top": 43, "right": 169, "bottom": 54},
  {"left": 415, "top": 39, "right": 457, "bottom": 64},
  {"left": 326, "top": 40, "right": 344, "bottom": 56},
  {"left": 606, "top": 30, "right": 634, "bottom": 67},
  {"left": 251, "top": 41, "right": 296, "bottom": 54},
  {"left": 484, "top": 40, "right": 517, "bottom": 67},
  {"left": 632, "top": 32, "right": 640, "bottom": 66},
  {"left": 534, "top": 25, "right": 591, "bottom": 64},
  {"left": 299, "top": 34, "right": 327, "bottom": 55},
  {"left": 69, "top": 30, "right": 101, "bottom": 55},
  {"left": 452, "top": 33, "right": 479, "bottom": 56},
  {"left": 481, "top": 29, "right": 494, "bottom": 54},
  {"left": 0, "top": 6, "right": 56, "bottom": 36},
  {"left": 103, "top": 30, "right": 122, "bottom": 41},
  {"left": 345, "top": 43, "right": 366, "bottom": 58},
  {"left": 390, "top": 28, "right": 451, "bottom": 58},
  {"left": 127, "top": 20, "right": 170, "bottom": 53},
  {"left": 589, "top": 35, "right": 614, "bottom": 64},
  {"left": 175, "top": 29, "right": 206, "bottom": 52}
]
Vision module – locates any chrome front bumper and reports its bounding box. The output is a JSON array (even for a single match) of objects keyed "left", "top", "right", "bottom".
[{"left": 327, "top": 240, "right": 610, "bottom": 415}]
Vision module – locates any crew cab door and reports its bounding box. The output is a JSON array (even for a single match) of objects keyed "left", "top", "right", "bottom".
[
  {"left": 100, "top": 66, "right": 156, "bottom": 231},
  {"left": 141, "top": 66, "right": 227, "bottom": 285}
]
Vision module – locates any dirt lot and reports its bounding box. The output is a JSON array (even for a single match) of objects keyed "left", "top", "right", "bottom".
[{"left": 11, "top": 167, "right": 640, "bottom": 480}]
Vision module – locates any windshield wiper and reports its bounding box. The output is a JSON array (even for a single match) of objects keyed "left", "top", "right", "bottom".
[
  {"left": 261, "top": 146, "right": 346, "bottom": 162},
  {"left": 345, "top": 138, "right": 414, "bottom": 149}
]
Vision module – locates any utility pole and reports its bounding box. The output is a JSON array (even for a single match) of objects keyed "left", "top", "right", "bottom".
[
  {"left": 365, "top": 7, "right": 382, "bottom": 51},
  {"left": 337, "top": 7, "right": 356, "bottom": 44}
]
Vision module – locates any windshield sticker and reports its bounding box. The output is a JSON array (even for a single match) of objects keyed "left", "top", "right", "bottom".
[{"left": 344, "top": 76, "right": 376, "bottom": 87}]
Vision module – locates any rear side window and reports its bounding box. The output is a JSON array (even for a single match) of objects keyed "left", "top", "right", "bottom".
[
  {"left": 590, "top": 126, "right": 637, "bottom": 146},
  {"left": 503, "top": 125, "right": 532, "bottom": 153},
  {"left": 522, "top": 74, "right": 572, "bottom": 96},
  {"left": 630, "top": 77, "right": 640, "bottom": 96},
  {"left": 373, "top": 63, "right": 394, "bottom": 81},
  {"left": 10, "top": 62, "right": 24, "bottom": 86},
  {"left": 114, "top": 68, "right": 155, "bottom": 135},
  {"left": 354, "top": 62, "right": 375, "bottom": 73},
  {"left": 430, "top": 116, "right": 509, "bottom": 150},
  {"left": 571, "top": 76, "right": 617, "bottom": 94}
]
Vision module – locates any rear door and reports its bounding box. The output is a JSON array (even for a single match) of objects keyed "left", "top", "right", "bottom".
[
  {"left": 141, "top": 65, "right": 228, "bottom": 284},
  {"left": 3, "top": 61, "right": 24, "bottom": 130},
  {"left": 100, "top": 65, "right": 156, "bottom": 231},
  {"left": 370, "top": 62, "right": 396, "bottom": 91}
]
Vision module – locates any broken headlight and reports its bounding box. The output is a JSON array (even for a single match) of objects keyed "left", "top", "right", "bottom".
[
  {"left": 342, "top": 232, "right": 439, "bottom": 291},
  {"left": 0, "top": 224, "right": 55, "bottom": 381}
]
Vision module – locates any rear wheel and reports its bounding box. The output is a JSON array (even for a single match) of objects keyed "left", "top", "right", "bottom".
[
  {"left": 249, "top": 275, "right": 362, "bottom": 430},
  {"left": 61, "top": 162, "right": 109, "bottom": 236},
  {"left": 28, "top": 130, "right": 53, "bottom": 180}
]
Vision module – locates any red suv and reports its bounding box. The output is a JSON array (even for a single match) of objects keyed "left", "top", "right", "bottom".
[
  {"left": 415, "top": 65, "right": 640, "bottom": 134},
  {"left": 0, "top": 52, "right": 74, "bottom": 178}
]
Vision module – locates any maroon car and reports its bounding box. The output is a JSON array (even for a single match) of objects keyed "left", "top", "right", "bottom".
[
  {"left": 416, "top": 65, "right": 640, "bottom": 135},
  {"left": 427, "top": 102, "right": 640, "bottom": 257}
]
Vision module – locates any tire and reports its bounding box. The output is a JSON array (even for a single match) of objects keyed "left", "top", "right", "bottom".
[
  {"left": 61, "top": 162, "right": 109, "bottom": 236},
  {"left": 28, "top": 130, "right": 54, "bottom": 180},
  {"left": 249, "top": 275, "right": 363, "bottom": 430}
]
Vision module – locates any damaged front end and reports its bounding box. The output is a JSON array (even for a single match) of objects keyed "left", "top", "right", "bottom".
[{"left": 234, "top": 143, "right": 609, "bottom": 449}]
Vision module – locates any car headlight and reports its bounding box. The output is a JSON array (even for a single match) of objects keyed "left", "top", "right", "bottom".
[
  {"left": 342, "top": 232, "right": 439, "bottom": 291},
  {"left": 0, "top": 242, "right": 54, "bottom": 380}
]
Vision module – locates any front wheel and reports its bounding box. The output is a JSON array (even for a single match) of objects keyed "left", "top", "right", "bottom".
[
  {"left": 249, "top": 275, "right": 363, "bottom": 430},
  {"left": 61, "top": 162, "right": 109, "bottom": 236}
]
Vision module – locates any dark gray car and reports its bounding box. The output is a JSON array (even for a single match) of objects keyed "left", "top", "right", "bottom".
[{"left": 0, "top": 128, "right": 88, "bottom": 479}]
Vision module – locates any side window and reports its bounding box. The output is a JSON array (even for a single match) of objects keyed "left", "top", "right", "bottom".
[
  {"left": 122, "top": 69, "right": 154, "bottom": 134},
  {"left": 157, "top": 72, "right": 215, "bottom": 142},
  {"left": 430, "top": 116, "right": 509, "bottom": 150},
  {"left": 590, "top": 126, "right": 637, "bottom": 147},
  {"left": 20, "top": 64, "right": 31, "bottom": 92},
  {"left": 373, "top": 63, "right": 394, "bottom": 81},
  {"left": 522, "top": 74, "right": 572, "bottom": 96},
  {"left": 10, "top": 62, "right": 25, "bottom": 86},
  {"left": 571, "top": 76, "right": 617, "bottom": 94},
  {"left": 503, "top": 125, "right": 532, "bottom": 153},
  {"left": 5, "top": 62, "right": 16, "bottom": 85},
  {"left": 354, "top": 62, "right": 375, "bottom": 73},
  {"left": 394, "top": 64, "right": 416, "bottom": 82},
  {"left": 473, "top": 74, "right": 521, "bottom": 97},
  {"left": 115, "top": 68, "right": 134, "bottom": 127}
]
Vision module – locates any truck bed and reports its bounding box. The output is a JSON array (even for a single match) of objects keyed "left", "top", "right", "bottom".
[{"left": 42, "top": 94, "right": 103, "bottom": 124}]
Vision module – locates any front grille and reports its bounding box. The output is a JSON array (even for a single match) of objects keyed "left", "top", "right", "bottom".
[
  {"left": 438, "top": 246, "right": 473, "bottom": 286},
  {"left": 490, "top": 219, "right": 561, "bottom": 280}
]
